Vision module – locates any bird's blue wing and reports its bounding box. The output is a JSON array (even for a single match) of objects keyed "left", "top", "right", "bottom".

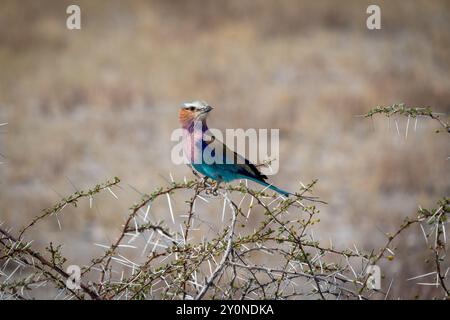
[{"left": 202, "top": 134, "right": 268, "bottom": 183}]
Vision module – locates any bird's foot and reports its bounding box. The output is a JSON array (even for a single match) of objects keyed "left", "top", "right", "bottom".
[{"left": 205, "top": 181, "right": 220, "bottom": 196}]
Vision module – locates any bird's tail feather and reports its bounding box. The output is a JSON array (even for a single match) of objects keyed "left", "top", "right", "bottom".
[
  {"left": 266, "top": 184, "right": 292, "bottom": 197},
  {"left": 244, "top": 177, "right": 292, "bottom": 197},
  {"left": 244, "top": 177, "right": 324, "bottom": 203}
]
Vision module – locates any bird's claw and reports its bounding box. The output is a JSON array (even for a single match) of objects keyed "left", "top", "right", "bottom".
[
  {"left": 205, "top": 188, "right": 218, "bottom": 196},
  {"left": 205, "top": 181, "right": 220, "bottom": 196}
]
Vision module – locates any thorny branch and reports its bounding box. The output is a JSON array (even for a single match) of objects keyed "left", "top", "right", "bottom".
[
  {"left": 195, "top": 193, "right": 238, "bottom": 300},
  {"left": 2, "top": 175, "right": 447, "bottom": 300},
  {"left": 364, "top": 103, "right": 450, "bottom": 134}
]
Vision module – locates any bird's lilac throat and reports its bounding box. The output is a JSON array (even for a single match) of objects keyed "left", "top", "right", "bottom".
[
  {"left": 182, "top": 119, "right": 209, "bottom": 164},
  {"left": 182, "top": 119, "right": 209, "bottom": 134}
]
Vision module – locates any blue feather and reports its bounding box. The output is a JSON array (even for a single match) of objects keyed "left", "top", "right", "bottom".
[{"left": 191, "top": 163, "right": 291, "bottom": 196}]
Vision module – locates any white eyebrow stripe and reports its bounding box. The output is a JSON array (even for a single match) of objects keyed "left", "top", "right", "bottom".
[{"left": 183, "top": 100, "right": 209, "bottom": 109}]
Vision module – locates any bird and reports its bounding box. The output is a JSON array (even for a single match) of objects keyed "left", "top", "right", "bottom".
[{"left": 179, "top": 100, "right": 293, "bottom": 197}]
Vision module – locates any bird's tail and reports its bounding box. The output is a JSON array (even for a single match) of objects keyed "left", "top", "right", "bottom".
[
  {"left": 245, "top": 177, "right": 325, "bottom": 203},
  {"left": 244, "top": 177, "right": 292, "bottom": 197},
  {"left": 266, "top": 184, "right": 292, "bottom": 197}
]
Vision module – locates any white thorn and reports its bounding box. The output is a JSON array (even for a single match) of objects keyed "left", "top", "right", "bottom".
[
  {"left": 221, "top": 197, "right": 227, "bottom": 222},
  {"left": 108, "top": 187, "right": 118, "bottom": 199},
  {"left": 405, "top": 115, "right": 410, "bottom": 140},
  {"left": 166, "top": 193, "right": 175, "bottom": 224}
]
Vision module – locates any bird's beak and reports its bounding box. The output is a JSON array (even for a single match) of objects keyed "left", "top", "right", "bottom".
[{"left": 202, "top": 106, "right": 213, "bottom": 113}]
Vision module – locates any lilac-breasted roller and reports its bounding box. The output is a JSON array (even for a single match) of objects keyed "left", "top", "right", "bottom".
[{"left": 179, "top": 100, "right": 292, "bottom": 196}]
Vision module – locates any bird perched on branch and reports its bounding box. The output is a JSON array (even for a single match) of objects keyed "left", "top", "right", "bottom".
[{"left": 179, "top": 100, "right": 292, "bottom": 196}]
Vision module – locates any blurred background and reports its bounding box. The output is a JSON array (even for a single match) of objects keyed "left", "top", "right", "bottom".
[{"left": 0, "top": 0, "right": 449, "bottom": 298}]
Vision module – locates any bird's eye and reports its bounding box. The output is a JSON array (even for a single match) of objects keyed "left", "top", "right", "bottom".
[{"left": 188, "top": 107, "right": 195, "bottom": 111}]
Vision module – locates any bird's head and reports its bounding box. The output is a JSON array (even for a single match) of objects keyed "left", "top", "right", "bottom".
[{"left": 179, "top": 100, "right": 214, "bottom": 128}]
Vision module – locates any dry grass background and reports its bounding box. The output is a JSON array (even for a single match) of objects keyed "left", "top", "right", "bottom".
[{"left": 0, "top": 0, "right": 449, "bottom": 298}]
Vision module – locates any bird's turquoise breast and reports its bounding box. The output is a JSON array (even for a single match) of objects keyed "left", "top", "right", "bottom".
[{"left": 191, "top": 163, "right": 236, "bottom": 182}]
